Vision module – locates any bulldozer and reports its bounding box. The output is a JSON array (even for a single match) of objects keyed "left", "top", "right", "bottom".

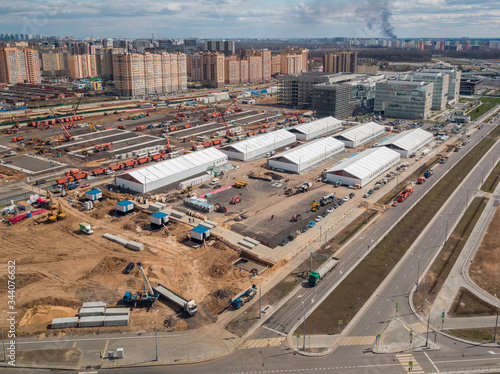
[
  {"left": 57, "top": 202, "right": 66, "bottom": 220},
  {"left": 183, "top": 185, "right": 193, "bottom": 194},
  {"left": 37, "top": 145, "right": 45, "bottom": 154},
  {"left": 234, "top": 180, "right": 248, "bottom": 188},
  {"left": 311, "top": 201, "right": 320, "bottom": 212}
]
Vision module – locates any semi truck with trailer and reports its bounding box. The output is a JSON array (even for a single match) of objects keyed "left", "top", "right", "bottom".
[
  {"left": 152, "top": 283, "right": 198, "bottom": 316},
  {"left": 230, "top": 285, "right": 258, "bottom": 309},
  {"left": 308, "top": 257, "right": 339, "bottom": 286}
]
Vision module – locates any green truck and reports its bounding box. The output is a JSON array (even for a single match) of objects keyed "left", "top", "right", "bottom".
[{"left": 308, "top": 256, "right": 339, "bottom": 286}]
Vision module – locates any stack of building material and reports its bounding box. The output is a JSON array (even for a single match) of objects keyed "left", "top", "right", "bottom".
[
  {"left": 51, "top": 317, "right": 78, "bottom": 329},
  {"left": 79, "top": 307, "right": 105, "bottom": 317},
  {"left": 125, "top": 241, "right": 144, "bottom": 251},
  {"left": 238, "top": 237, "right": 260, "bottom": 249}
]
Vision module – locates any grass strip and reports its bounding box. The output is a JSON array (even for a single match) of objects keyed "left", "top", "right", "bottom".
[
  {"left": 413, "top": 197, "right": 488, "bottom": 310},
  {"left": 297, "top": 127, "right": 499, "bottom": 335},
  {"left": 448, "top": 287, "right": 497, "bottom": 318},
  {"left": 482, "top": 160, "right": 500, "bottom": 193}
]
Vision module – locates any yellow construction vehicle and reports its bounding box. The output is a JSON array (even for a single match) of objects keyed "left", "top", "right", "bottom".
[
  {"left": 28, "top": 134, "right": 40, "bottom": 145},
  {"left": 47, "top": 206, "right": 57, "bottom": 223},
  {"left": 89, "top": 123, "right": 97, "bottom": 132},
  {"left": 46, "top": 189, "right": 58, "bottom": 210},
  {"left": 311, "top": 201, "right": 320, "bottom": 212},
  {"left": 183, "top": 185, "right": 193, "bottom": 193},
  {"left": 57, "top": 202, "right": 66, "bottom": 220},
  {"left": 234, "top": 180, "right": 248, "bottom": 188},
  {"left": 37, "top": 145, "right": 45, "bottom": 154}
]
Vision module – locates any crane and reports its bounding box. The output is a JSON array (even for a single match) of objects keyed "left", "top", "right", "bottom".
[
  {"left": 175, "top": 103, "right": 186, "bottom": 122},
  {"left": 165, "top": 134, "right": 173, "bottom": 152},
  {"left": 219, "top": 110, "right": 234, "bottom": 138},
  {"left": 138, "top": 263, "right": 155, "bottom": 296},
  {"left": 229, "top": 100, "right": 242, "bottom": 112},
  {"left": 46, "top": 189, "right": 57, "bottom": 210},
  {"left": 50, "top": 108, "right": 73, "bottom": 141}
]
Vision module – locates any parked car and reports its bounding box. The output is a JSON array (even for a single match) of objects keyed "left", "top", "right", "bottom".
[
  {"left": 322, "top": 211, "right": 328, "bottom": 218},
  {"left": 213, "top": 184, "right": 222, "bottom": 189},
  {"left": 300, "top": 226, "right": 309, "bottom": 233},
  {"left": 391, "top": 201, "right": 398, "bottom": 207},
  {"left": 279, "top": 238, "right": 290, "bottom": 246},
  {"left": 343, "top": 196, "right": 350, "bottom": 202},
  {"left": 123, "top": 262, "right": 135, "bottom": 274},
  {"left": 308, "top": 220, "right": 316, "bottom": 228},
  {"left": 327, "top": 207, "right": 335, "bottom": 213},
  {"left": 349, "top": 192, "right": 355, "bottom": 198},
  {"left": 315, "top": 216, "right": 323, "bottom": 222}
]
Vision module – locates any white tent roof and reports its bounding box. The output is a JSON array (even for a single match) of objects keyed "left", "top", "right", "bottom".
[
  {"left": 222, "top": 129, "right": 296, "bottom": 155},
  {"left": 335, "top": 121, "right": 385, "bottom": 142},
  {"left": 377, "top": 129, "right": 433, "bottom": 151},
  {"left": 117, "top": 148, "right": 227, "bottom": 185},
  {"left": 269, "top": 137, "right": 345, "bottom": 165},
  {"left": 289, "top": 117, "right": 342, "bottom": 136},
  {"left": 326, "top": 147, "right": 400, "bottom": 180}
]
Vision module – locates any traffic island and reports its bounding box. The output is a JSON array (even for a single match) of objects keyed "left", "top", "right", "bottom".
[{"left": 372, "top": 318, "right": 439, "bottom": 354}]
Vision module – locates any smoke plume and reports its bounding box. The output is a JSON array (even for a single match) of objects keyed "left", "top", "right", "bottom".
[{"left": 357, "top": 0, "right": 396, "bottom": 38}]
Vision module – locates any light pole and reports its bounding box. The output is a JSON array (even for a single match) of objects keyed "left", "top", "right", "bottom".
[
  {"left": 454, "top": 342, "right": 465, "bottom": 357},
  {"left": 415, "top": 258, "right": 429, "bottom": 293},
  {"left": 302, "top": 301, "right": 306, "bottom": 351},
  {"left": 0, "top": 310, "right": 5, "bottom": 362},
  {"left": 152, "top": 309, "right": 159, "bottom": 361}
]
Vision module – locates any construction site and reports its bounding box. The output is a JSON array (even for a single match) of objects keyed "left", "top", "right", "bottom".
[{"left": 0, "top": 93, "right": 448, "bottom": 339}]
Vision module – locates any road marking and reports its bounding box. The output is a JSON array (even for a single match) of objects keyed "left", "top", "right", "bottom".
[
  {"left": 240, "top": 337, "right": 285, "bottom": 349},
  {"left": 262, "top": 326, "right": 287, "bottom": 336},
  {"left": 100, "top": 339, "right": 109, "bottom": 364},
  {"left": 395, "top": 285, "right": 399, "bottom": 290},
  {"left": 396, "top": 353, "right": 424, "bottom": 373},
  {"left": 404, "top": 274, "right": 407, "bottom": 278},
  {"left": 408, "top": 322, "right": 429, "bottom": 334},
  {"left": 72, "top": 341, "right": 77, "bottom": 348},
  {"left": 377, "top": 310, "right": 381, "bottom": 315},
  {"left": 423, "top": 350, "right": 440, "bottom": 372},
  {"left": 339, "top": 335, "right": 376, "bottom": 346}
]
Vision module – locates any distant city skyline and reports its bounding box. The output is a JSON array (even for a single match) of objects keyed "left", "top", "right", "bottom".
[{"left": 0, "top": 0, "right": 499, "bottom": 39}]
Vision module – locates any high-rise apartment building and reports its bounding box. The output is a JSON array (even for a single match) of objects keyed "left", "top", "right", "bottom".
[
  {"left": 69, "top": 54, "right": 97, "bottom": 79},
  {"left": 187, "top": 53, "right": 203, "bottom": 81},
  {"left": 202, "top": 52, "right": 225, "bottom": 88},
  {"left": 324, "top": 51, "right": 357, "bottom": 74},
  {"left": 113, "top": 52, "right": 187, "bottom": 96},
  {"left": 280, "top": 48, "right": 308, "bottom": 74},
  {"left": 224, "top": 55, "right": 240, "bottom": 85},
  {"left": 39, "top": 48, "right": 70, "bottom": 76},
  {"left": 271, "top": 55, "right": 281, "bottom": 76},
  {"left": 0, "top": 47, "right": 41, "bottom": 84},
  {"left": 203, "top": 40, "right": 235, "bottom": 56},
  {"left": 95, "top": 47, "right": 125, "bottom": 80}
]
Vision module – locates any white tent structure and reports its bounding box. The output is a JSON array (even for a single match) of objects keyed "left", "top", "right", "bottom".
[
  {"left": 374, "top": 128, "right": 433, "bottom": 157},
  {"left": 287, "top": 117, "right": 343, "bottom": 140},
  {"left": 333, "top": 121, "right": 385, "bottom": 148},
  {"left": 219, "top": 129, "right": 296, "bottom": 161},
  {"left": 114, "top": 148, "right": 228, "bottom": 193},
  {"left": 325, "top": 147, "right": 400, "bottom": 187},
  {"left": 268, "top": 137, "right": 345, "bottom": 174}
]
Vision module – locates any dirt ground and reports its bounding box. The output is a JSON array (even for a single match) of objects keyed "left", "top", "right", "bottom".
[
  {"left": 469, "top": 205, "right": 500, "bottom": 296},
  {"left": 0, "top": 189, "right": 261, "bottom": 337},
  {"left": 0, "top": 165, "right": 28, "bottom": 183}
]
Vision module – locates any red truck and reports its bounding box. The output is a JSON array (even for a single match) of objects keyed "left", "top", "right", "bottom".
[
  {"left": 92, "top": 168, "right": 107, "bottom": 176},
  {"left": 117, "top": 125, "right": 126, "bottom": 130},
  {"left": 12, "top": 136, "right": 25, "bottom": 142},
  {"left": 108, "top": 164, "right": 124, "bottom": 171},
  {"left": 416, "top": 177, "right": 426, "bottom": 184},
  {"left": 169, "top": 126, "right": 178, "bottom": 132},
  {"left": 136, "top": 157, "right": 150, "bottom": 164},
  {"left": 136, "top": 125, "right": 147, "bottom": 131},
  {"left": 73, "top": 172, "right": 89, "bottom": 180},
  {"left": 183, "top": 124, "right": 193, "bottom": 129},
  {"left": 123, "top": 160, "right": 137, "bottom": 168},
  {"left": 212, "top": 139, "right": 223, "bottom": 145},
  {"left": 151, "top": 154, "right": 162, "bottom": 161},
  {"left": 397, "top": 185, "right": 415, "bottom": 202}
]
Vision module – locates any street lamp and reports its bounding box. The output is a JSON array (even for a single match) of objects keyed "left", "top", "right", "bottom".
[
  {"left": 152, "top": 309, "right": 159, "bottom": 361},
  {"left": 301, "top": 301, "right": 306, "bottom": 351},
  {"left": 454, "top": 342, "right": 465, "bottom": 357}
]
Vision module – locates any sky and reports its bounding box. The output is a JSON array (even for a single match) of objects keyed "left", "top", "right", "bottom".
[{"left": 1, "top": 0, "right": 499, "bottom": 39}]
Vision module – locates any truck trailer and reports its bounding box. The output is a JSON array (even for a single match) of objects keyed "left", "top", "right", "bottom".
[
  {"left": 153, "top": 284, "right": 198, "bottom": 316},
  {"left": 230, "top": 285, "right": 258, "bottom": 309},
  {"left": 308, "top": 257, "right": 339, "bottom": 286}
]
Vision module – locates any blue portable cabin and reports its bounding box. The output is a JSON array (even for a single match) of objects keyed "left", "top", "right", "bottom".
[
  {"left": 116, "top": 200, "right": 135, "bottom": 213},
  {"left": 85, "top": 189, "right": 102, "bottom": 201},
  {"left": 190, "top": 225, "right": 210, "bottom": 243},
  {"left": 150, "top": 212, "right": 168, "bottom": 227}
]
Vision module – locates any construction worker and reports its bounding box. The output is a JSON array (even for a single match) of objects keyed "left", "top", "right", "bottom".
[{"left": 271, "top": 215, "right": 274, "bottom": 220}]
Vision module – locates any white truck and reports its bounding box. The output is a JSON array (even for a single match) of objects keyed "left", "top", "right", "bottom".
[
  {"left": 153, "top": 283, "right": 198, "bottom": 316},
  {"left": 79, "top": 222, "right": 93, "bottom": 235}
]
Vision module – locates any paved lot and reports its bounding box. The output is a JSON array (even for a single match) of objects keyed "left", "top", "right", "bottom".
[{"left": 0, "top": 154, "right": 66, "bottom": 175}]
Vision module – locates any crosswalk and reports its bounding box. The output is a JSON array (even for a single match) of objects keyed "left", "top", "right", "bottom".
[
  {"left": 396, "top": 353, "right": 425, "bottom": 373},
  {"left": 408, "top": 322, "right": 429, "bottom": 335},
  {"left": 240, "top": 336, "right": 286, "bottom": 349},
  {"left": 338, "top": 335, "right": 376, "bottom": 346}
]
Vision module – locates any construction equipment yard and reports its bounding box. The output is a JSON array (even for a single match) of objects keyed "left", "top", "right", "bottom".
[{"left": 0, "top": 99, "right": 429, "bottom": 340}]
